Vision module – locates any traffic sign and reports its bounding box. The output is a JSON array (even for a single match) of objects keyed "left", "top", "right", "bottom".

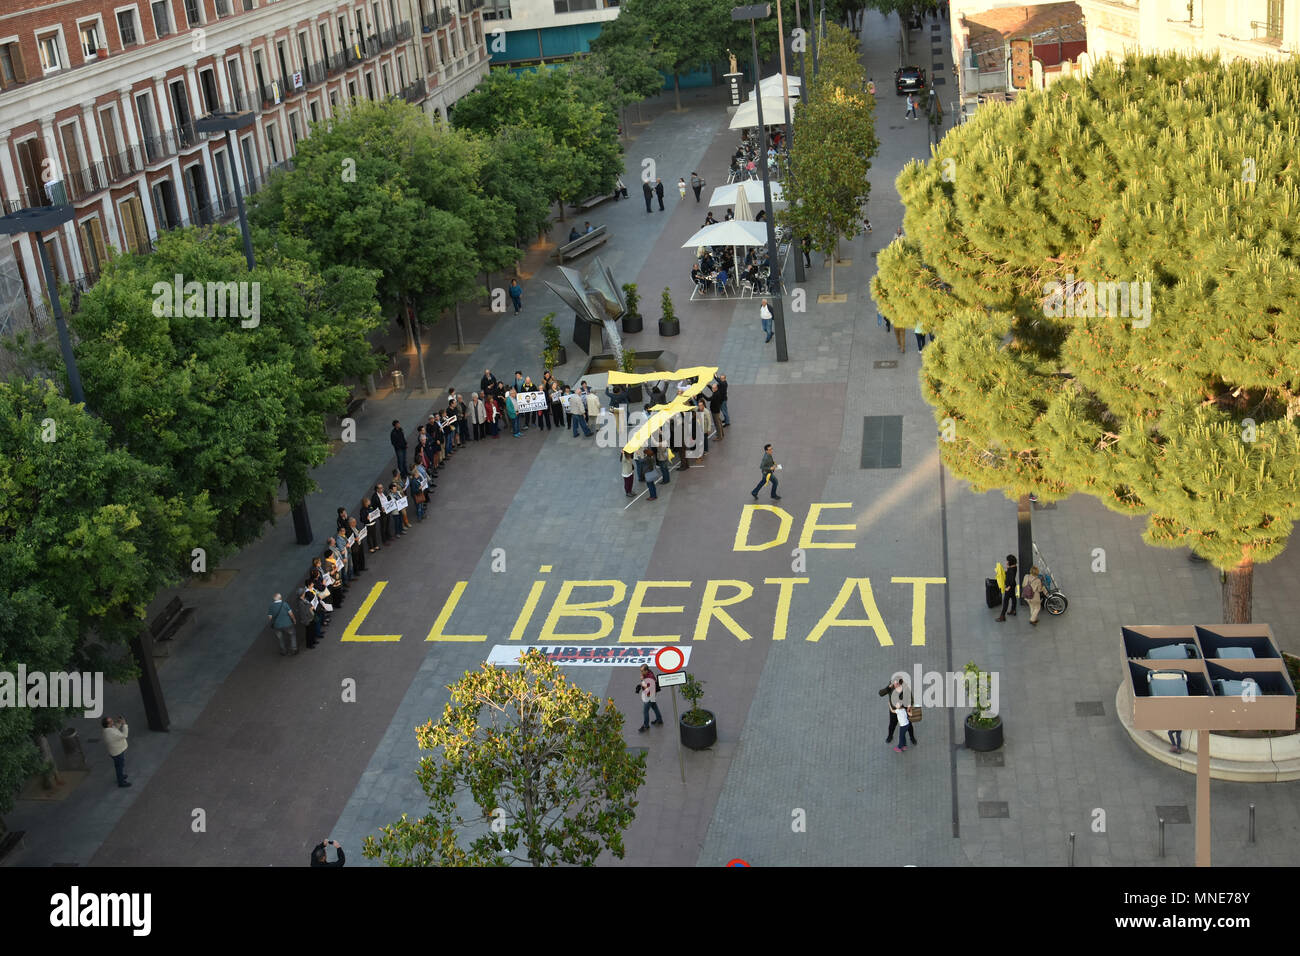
[
  {"left": 659, "top": 671, "right": 687, "bottom": 687},
  {"left": 655, "top": 646, "right": 685, "bottom": 672}
]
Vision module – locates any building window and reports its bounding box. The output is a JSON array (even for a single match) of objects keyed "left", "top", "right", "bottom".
[
  {"left": 117, "top": 9, "right": 140, "bottom": 46},
  {"left": 152, "top": 0, "right": 173, "bottom": 38},
  {"left": 37, "top": 33, "right": 63, "bottom": 73},
  {"left": 309, "top": 100, "right": 319, "bottom": 123},
  {"left": 184, "top": 0, "right": 202, "bottom": 27},
  {"left": 215, "top": 0, "right": 231, "bottom": 17},
  {"left": 0, "top": 41, "right": 28, "bottom": 88},
  {"left": 1266, "top": 0, "right": 1283, "bottom": 39},
  {"left": 553, "top": 0, "right": 598, "bottom": 11},
  {"left": 288, "top": 111, "right": 301, "bottom": 150},
  {"left": 265, "top": 122, "right": 279, "bottom": 163},
  {"left": 79, "top": 20, "right": 103, "bottom": 58}
]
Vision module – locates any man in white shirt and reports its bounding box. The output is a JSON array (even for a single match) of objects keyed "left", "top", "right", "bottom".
[
  {"left": 760, "top": 298, "right": 774, "bottom": 343},
  {"left": 101, "top": 716, "right": 130, "bottom": 787}
]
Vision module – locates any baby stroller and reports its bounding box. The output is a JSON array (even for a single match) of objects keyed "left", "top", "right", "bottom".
[{"left": 1031, "top": 542, "right": 1068, "bottom": 616}]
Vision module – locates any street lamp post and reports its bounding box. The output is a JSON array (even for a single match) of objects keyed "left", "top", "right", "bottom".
[
  {"left": 0, "top": 205, "right": 86, "bottom": 405},
  {"left": 773, "top": 0, "right": 804, "bottom": 285},
  {"left": 733, "top": 3, "right": 789, "bottom": 362},
  {"left": 196, "top": 110, "right": 313, "bottom": 546}
]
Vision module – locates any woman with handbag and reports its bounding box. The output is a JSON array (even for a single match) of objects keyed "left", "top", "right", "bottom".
[{"left": 1022, "top": 565, "right": 1045, "bottom": 626}]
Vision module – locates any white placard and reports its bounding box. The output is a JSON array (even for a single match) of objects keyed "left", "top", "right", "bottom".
[
  {"left": 515, "top": 390, "right": 548, "bottom": 413},
  {"left": 367, "top": 509, "right": 381, "bottom": 523},
  {"left": 394, "top": 495, "right": 408, "bottom": 510},
  {"left": 658, "top": 671, "right": 688, "bottom": 687},
  {"left": 485, "top": 645, "right": 694, "bottom": 667}
]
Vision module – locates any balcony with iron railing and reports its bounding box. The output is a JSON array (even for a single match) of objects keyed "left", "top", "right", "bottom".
[{"left": 400, "top": 78, "right": 427, "bottom": 103}]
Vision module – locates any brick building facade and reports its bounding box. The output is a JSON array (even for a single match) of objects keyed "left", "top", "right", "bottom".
[{"left": 0, "top": 0, "right": 489, "bottom": 339}]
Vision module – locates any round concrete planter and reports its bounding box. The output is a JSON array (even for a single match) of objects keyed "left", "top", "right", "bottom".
[
  {"left": 680, "top": 710, "right": 717, "bottom": 750},
  {"left": 964, "top": 715, "right": 1004, "bottom": 751},
  {"left": 658, "top": 319, "right": 680, "bottom": 337},
  {"left": 1115, "top": 682, "right": 1300, "bottom": 781},
  {"left": 622, "top": 313, "right": 643, "bottom": 334}
]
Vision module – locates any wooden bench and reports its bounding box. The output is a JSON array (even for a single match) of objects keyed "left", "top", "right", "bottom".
[
  {"left": 150, "top": 596, "right": 195, "bottom": 644},
  {"left": 571, "top": 193, "right": 610, "bottom": 212},
  {"left": 553, "top": 225, "right": 608, "bottom": 265},
  {"left": 339, "top": 393, "right": 366, "bottom": 424}
]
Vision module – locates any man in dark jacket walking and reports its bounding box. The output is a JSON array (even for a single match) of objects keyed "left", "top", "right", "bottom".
[
  {"left": 643, "top": 179, "right": 654, "bottom": 213},
  {"left": 390, "top": 420, "right": 407, "bottom": 475},
  {"left": 654, "top": 177, "right": 666, "bottom": 211},
  {"left": 750, "top": 443, "right": 780, "bottom": 500},
  {"left": 690, "top": 171, "right": 705, "bottom": 202}
]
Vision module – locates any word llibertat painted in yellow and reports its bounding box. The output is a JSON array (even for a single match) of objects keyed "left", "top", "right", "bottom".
[
  {"left": 340, "top": 574, "right": 945, "bottom": 646},
  {"left": 337, "top": 503, "right": 946, "bottom": 646}
]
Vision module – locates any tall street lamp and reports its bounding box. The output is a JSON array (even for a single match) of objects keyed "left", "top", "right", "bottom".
[
  {"left": 0, "top": 205, "right": 86, "bottom": 405},
  {"left": 196, "top": 110, "right": 314, "bottom": 546},
  {"left": 733, "top": 3, "right": 789, "bottom": 362},
  {"left": 0, "top": 203, "right": 173, "bottom": 731}
]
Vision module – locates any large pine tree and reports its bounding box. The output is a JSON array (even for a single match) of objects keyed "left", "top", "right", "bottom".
[{"left": 872, "top": 53, "right": 1300, "bottom": 623}]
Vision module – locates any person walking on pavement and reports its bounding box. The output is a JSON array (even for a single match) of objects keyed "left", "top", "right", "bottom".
[
  {"left": 636, "top": 664, "right": 664, "bottom": 731},
  {"left": 715, "top": 373, "right": 731, "bottom": 426},
  {"left": 390, "top": 420, "right": 408, "bottom": 475},
  {"left": 1022, "top": 564, "right": 1045, "bottom": 626},
  {"left": 750, "top": 443, "right": 780, "bottom": 500},
  {"left": 708, "top": 381, "right": 726, "bottom": 440},
  {"left": 906, "top": 93, "right": 918, "bottom": 119},
  {"left": 654, "top": 177, "right": 665, "bottom": 211},
  {"left": 267, "top": 592, "right": 298, "bottom": 656},
  {"left": 102, "top": 715, "right": 130, "bottom": 786},
  {"left": 310, "top": 839, "right": 346, "bottom": 867},
  {"left": 508, "top": 278, "right": 523, "bottom": 314},
  {"left": 690, "top": 171, "right": 705, "bottom": 202},
  {"left": 760, "top": 298, "right": 774, "bottom": 342},
  {"left": 995, "top": 553, "right": 1019, "bottom": 621},
  {"left": 677, "top": 177, "right": 687, "bottom": 199},
  {"left": 643, "top": 179, "right": 654, "bottom": 213}
]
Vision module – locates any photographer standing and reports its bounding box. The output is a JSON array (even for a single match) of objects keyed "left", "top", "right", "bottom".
[
  {"left": 310, "top": 839, "right": 346, "bottom": 867},
  {"left": 101, "top": 716, "right": 130, "bottom": 787}
]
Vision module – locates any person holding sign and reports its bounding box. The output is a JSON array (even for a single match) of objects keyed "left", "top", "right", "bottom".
[
  {"left": 361, "top": 496, "right": 382, "bottom": 553},
  {"left": 346, "top": 516, "right": 367, "bottom": 572}
]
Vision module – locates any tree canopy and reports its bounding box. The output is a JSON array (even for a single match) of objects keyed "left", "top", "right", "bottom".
[
  {"left": 871, "top": 52, "right": 1300, "bottom": 621},
  {"left": 64, "top": 225, "right": 381, "bottom": 539},
  {"left": 363, "top": 650, "right": 645, "bottom": 866},
  {"left": 0, "top": 378, "right": 212, "bottom": 813},
  {"left": 451, "top": 67, "right": 623, "bottom": 211},
  {"left": 780, "top": 23, "right": 877, "bottom": 295}
]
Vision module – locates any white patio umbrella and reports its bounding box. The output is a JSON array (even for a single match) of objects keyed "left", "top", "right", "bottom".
[
  {"left": 733, "top": 189, "right": 755, "bottom": 222},
  {"left": 729, "top": 95, "right": 790, "bottom": 130},
  {"left": 754, "top": 74, "right": 801, "bottom": 96},
  {"left": 682, "top": 220, "right": 768, "bottom": 249},
  {"left": 707, "top": 180, "right": 785, "bottom": 207}
]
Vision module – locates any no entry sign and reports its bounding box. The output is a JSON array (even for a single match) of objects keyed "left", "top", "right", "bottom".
[{"left": 654, "top": 646, "right": 686, "bottom": 672}]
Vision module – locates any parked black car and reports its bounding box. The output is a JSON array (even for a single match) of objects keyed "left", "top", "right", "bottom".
[{"left": 895, "top": 66, "right": 926, "bottom": 94}]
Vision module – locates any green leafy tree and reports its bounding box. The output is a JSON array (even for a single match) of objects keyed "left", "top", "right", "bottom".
[
  {"left": 363, "top": 650, "right": 645, "bottom": 866},
  {"left": 780, "top": 25, "right": 877, "bottom": 297},
  {"left": 252, "top": 99, "right": 476, "bottom": 389},
  {"left": 871, "top": 52, "right": 1300, "bottom": 623},
  {"left": 582, "top": 13, "right": 668, "bottom": 127},
  {"left": 0, "top": 379, "right": 212, "bottom": 813},
  {"left": 63, "top": 226, "right": 379, "bottom": 548},
  {"left": 452, "top": 67, "right": 623, "bottom": 219},
  {"left": 480, "top": 126, "right": 556, "bottom": 244}
]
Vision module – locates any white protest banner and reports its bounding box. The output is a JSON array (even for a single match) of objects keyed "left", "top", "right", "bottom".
[
  {"left": 380, "top": 496, "right": 395, "bottom": 514},
  {"left": 367, "top": 509, "right": 381, "bottom": 523},
  {"left": 357, "top": 526, "right": 368, "bottom": 541},
  {"left": 394, "top": 496, "right": 408, "bottom": 510},
  {"left": 485, "top": 645, "right": 694, "bottom": 668},
  {"left": 515, "top": 390, "right": 548, "bottom": 413}
]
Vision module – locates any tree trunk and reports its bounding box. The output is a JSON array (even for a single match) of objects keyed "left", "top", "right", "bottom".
[
  {"left": 409, "top": 298, "right": 429, "bottom": 394},
  {"left": 556, "top": 198, "right": 564, "bottom": 223},
  {"left": 1222, "top": 551, "right": 1254, "bottom": 624},
  {"left": 454, "top": 301, "right": 464, "bottom": 351},
  {"left": 829, "top": 255, "right": 836, "bottom": 297},
  {"left": 673, "top": 73, "right": 682, "bottom": 111}
]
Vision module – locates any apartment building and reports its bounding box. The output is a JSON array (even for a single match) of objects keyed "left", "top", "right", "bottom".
[
  {"left": 480, "top": 0, "right": 618, "bottom": 68},
  {"left": 0, "top": 0, "right": 490, "bottom": 340},
  {"left": 1075, "top": 0, "right": 1297, "bottom": 62}
]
